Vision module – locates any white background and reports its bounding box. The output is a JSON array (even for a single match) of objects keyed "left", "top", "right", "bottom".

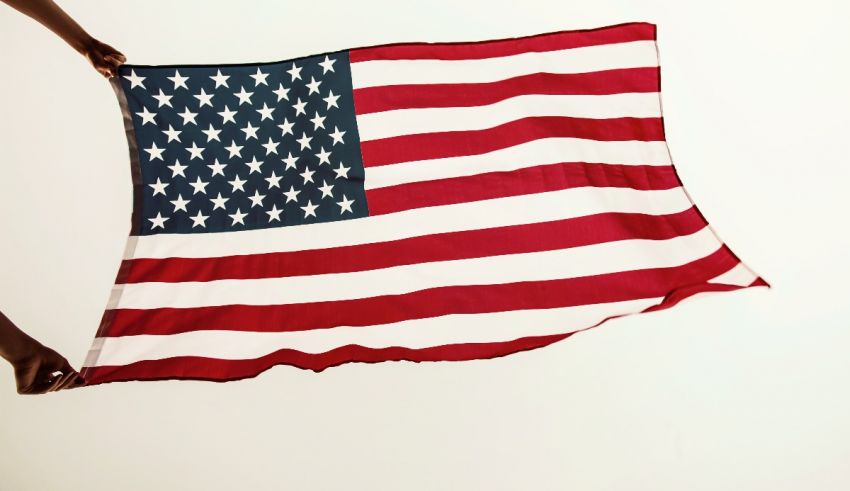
[{"left": 1, "top": 1, "right": 848, "bottom": 489}]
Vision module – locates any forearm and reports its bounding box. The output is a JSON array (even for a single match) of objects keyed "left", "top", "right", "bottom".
[
  {"left": 0, "top": 310, "right": 40, "bottom": 365},
  {"left": 1, "top": 0, "right": 93, "bottom": 54}
]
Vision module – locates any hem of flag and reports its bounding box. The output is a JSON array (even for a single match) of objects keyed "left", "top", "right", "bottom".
[
  {"left": 651, "top": 25, "right": 771, "bottom": 290},
  {"left": 79, "top": 279, "right": 768, "bottom": 386},
  {"left": 78, "top": 80, "right": 145, "bottom": 373}
]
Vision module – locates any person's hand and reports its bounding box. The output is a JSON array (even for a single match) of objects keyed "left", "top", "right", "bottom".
[
  {"left": 11, "top": 342, "right": 84, "bottom": 395},
  {"left": 80, "top": 38, "right": 126, "bottom": 78}
]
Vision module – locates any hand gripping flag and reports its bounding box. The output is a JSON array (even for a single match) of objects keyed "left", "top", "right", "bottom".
[{"left": 80, "top": 22, "right": 768, "bottom": 384}]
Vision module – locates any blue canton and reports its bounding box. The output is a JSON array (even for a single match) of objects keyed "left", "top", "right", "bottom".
[{"left": 116, "top": 51, "right": 367, "bottom": 235}]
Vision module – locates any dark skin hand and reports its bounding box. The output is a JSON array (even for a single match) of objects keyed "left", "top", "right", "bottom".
[
  {"left": 1, "top": 0, "right": 123, "bottom": 393},
  {"left": 1, "top": 0, "right": 126, "bottom": 78},
  {"left": 0, "top": 311, "right": 84, "bottom": 394}
]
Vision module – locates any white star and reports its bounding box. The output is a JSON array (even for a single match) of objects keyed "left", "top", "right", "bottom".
[
  {"left": 296, "top": 132, "right": 312, "bottom": 150},
  {"left": 292, "top": 97, "right": 308, "bottom": 116},
  {"left": 245, "top": 156, "right": 264, "bottom": 174},
  {"left": 210, "top": 192, "right": 229, "bottom": 210},
  {"left": 162, "top": 124, "right": 181, "bottom": 142},
  {"left": 287, "top": 62, "right": 302, "bottom": 81},
  {"left": 168, "top": 70, "right": 190, "bottom": 90},
  {"left": 228, "top": 174, "right": 247, "bottom": 192},
  {"left": 186, "top": 141, "right": 205, "bottom": 160},
  {"left": 300, "top": 200, "right": 319, "bottom": 218},
  {"left": 273, "top": 83, "right": 290, "bottom": 101},
  {"left": 250, "top": 68, "right": 269, "bottom": 86},
  {"left": 178, "top": 107, "right": 198, "bottom": 125},
  {"left": 124, "top": 70, "right": 146, "bottom": 89},
  {"left": 256, "top": 103, "right": 275, "bottom": 121},
  {"left": 283, "top": 185, "right": 301, "bottom": 203},
  {"left": 210, "top": 69, "right": 230, "bottom": 89},
  {"left": 190, "top": 210, "right": 209, "bottom": 228},
  {"left": 202, "top": 124, "right": 222, "bottom": 142},
  {"left": 208, "top": 158, "right": 227, "bottom": 176},
  {"left": 310, "top": 112, "right": 326, "bottom": 130},
  {"left": 266, "top": 204, "right": 283, "bottom": 222},
  {"left": 148, "top": 212, "right": 168, "bottom": 229},
  {"left": 318, "top": 55, "right": 336, "bottom": 74},
  {"left": 189, "top": 176, "right": 209, "bottom": 195},
  {"left": 229, "top": 208, "right": 247, "bottom": 225},
  {"left": 265, "top": 171, "right": 283, "bottom": 189},
  {"left": 282, "top": 152, "right": 298, "bottom": 170},
  {"left": 152, "top": 89, "right": 173, "bottom": 108},
  {"left": 241, "top": 122, "right": 259, "bottom": 140},
  {"left": 329, "top": 126, "right": 346, "bottom": 145},
  {"left": 218, "top": 105, "right": 237, "bottom": 124},
  {"left": 170, "top": 194, "right": 190, "bottom": 212},
  {"left": 323, "top": 90, "right": 340, "bottom": 110},
  {"left": 248, "top": 189, "right": 266, "bottom": 208},
  {"left": 234, "top": 86, "right": 253, "bottom": 105},
  {"left": 318, "top": 180, "right": 334, "bottom": 198},
  {"left": 136, "top": 107, "right": 156, "bottom": 125},
  {"left": 194, "top": 88, "right": 214, "bottom": 107},
  {"left": 306, "top": 76, "right": 322, "bottom": 95},
  {"left": 144, "top": 142, "right": 165, "bottom": 161},
  {"left": 315, "top": 147, "right": 331, "bottom": 165},
  {"left": 168, "top": 158, "right": 188, "bottom": 178},
  {"left": 149, "top": 177, "right": 169, "bottom": 196},
  {"left": 337, "top": 194, "right": 355, "bottom": 214},
  {"left": 299, "top": 167, "right": 316, "bottom": 184},
  {"left": 261, "top": 137, "right": 280, "bottom": 155},
  {"left": 225, "top": 140, "right": 244, "bottom": 158},
  {"left": 277, "top": 118, "right": 295, "bottom": 136},
  {"left": 333, "top": 161, "right": 351, "bottom": 179}
]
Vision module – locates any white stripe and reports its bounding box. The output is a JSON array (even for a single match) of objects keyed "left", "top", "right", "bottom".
[
  {"left": 356, "top": 93, "right": 662, "bottom": 142},
  {"left": 85, "top": 256, "right": 748, "bottom": 368},
  {"left": 707, "top": 262, "right": 757, "bottom": 286},
  {"left": 85, "top": 297, "right": 664, "bottom": 366},
  {"left": 129, "top": 186, "right": 693, "bottom": 259},
  {"left": 116, "top": 227, "right": 720, "bottom": 309},
  {"left": 364, "top": 138, "right": 672, "bottom": 190},
  {"left": 350, "top": 40, "right": 658, "bottom": 88}
]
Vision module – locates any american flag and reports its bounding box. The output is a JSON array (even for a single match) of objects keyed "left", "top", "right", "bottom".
[{"left": 80, "top": 22, "right": 768, "bottom": 384}]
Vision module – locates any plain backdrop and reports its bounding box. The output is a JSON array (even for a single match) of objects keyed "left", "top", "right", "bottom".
[{"left": 1, "top": 1, "right": 848, "bottom": 490}]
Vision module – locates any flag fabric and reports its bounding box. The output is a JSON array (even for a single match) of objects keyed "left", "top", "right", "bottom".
[{"left": 80, "top": 22, "right": 768, "bottom": 385}]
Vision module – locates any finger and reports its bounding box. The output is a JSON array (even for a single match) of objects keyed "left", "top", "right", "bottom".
[
  {"left": 26, "top": 377, "right": 58, "bottom": 395},
  {"left": 56, "top": 373, "right": 82, "bottom": 391},
  {"left": 46, "top": 361, "right": 75, "bottom": 392},
  {"left": 104, "top": 61, "right": 120, "bottom": 77},
  {"left": 39, "top": 369, "right": 62, "bottom": 386},
  {"left": 20, "top": 382, "right": 49, "bottom": 395},
  {"left": 47, "top": 371, "right": 75, "bottom": 392},
  {"left": 55, "top": 361, "right": 81, "bottom": 390},
  {"left": 67, "top": 376, "right": 87, "bottom": 389},
  {"left": 106, "top": 52, "right": 125, "bottom": 63}
]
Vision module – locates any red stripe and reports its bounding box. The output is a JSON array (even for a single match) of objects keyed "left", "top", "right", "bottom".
[
  {"left": 103, "top": 245, "right": 738, "bottom": 337},
  {"left": 349, "top": 22, "right": 656, "bottom": 62},
  {"left": 81, "top": 278, "right": 769, "bottom": 385},
  {"left": 361, "top": 116, "right": 665, "bottom": 167},
  {"left": 123, "top": 207, "right": 704, "bottom": 284},
  {"left": 81, "top": 333, "right": 574, "bottom": 384},
  {"left": 367, "top": 162, "right": 681, "bottom": 215},
  {"left": 749, "top": 277, "right": 771, "bottom": 288},
  {"left": 353, "top": 68, "right": 660, "bottom": 114}
]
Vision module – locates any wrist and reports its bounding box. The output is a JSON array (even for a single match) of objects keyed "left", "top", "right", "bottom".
[
  {"left": 0, "top": 328, "right": 42, "bottom": 365},
  {"left": 69, "top": 33, "right": 95, "bottom": 56}
]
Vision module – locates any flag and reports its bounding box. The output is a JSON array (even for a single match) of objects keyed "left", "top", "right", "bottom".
[{"left": 80, "top": 22, "right": 768, "bottom": 384}]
